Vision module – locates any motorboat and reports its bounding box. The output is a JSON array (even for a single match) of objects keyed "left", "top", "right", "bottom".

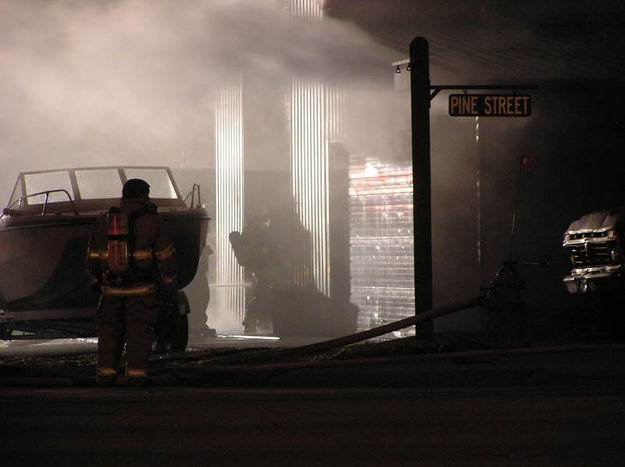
[{"left": 0, "top": 166, "right": 210, "bottom": 349}]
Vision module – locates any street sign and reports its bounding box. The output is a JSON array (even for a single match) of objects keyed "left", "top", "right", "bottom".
[{"left": 449, "top": 94, "right": 531, "bottom": 117}]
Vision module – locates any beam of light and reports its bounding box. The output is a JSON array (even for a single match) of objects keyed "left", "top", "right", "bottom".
[
  {"left": 207, "top": 283, "right": 251, "bottom": 288},
  {"left": 475, "top": 116, "right": 482, "bottom": 269},
  {"left": 218, "top": 334, "right": 281, "bottom": 341},
  {"left": 349, "top": 161, "right": 415, "bottom": 333},
  {"left": 213, "top": 76, "right": 245, "bottom": 332},
  {"left": 31, "top": 338, "right": 98, "bottom": 347},
  {"left": 288, "top": 1, "right": 338, "bottom": 296},
  {"left": 290, "top": 78, "right": 341, "bottom": 297},
  {"left": 287, "top": 0, "right": 324, "bottom": 19}
]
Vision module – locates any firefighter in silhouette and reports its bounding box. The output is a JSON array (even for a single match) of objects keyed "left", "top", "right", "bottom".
[
  {"left": 229, "top": 204, "right": 289, "bottom": 333},
  {"left": 87, "top": 179, "right": 178, "bottom": 387}
]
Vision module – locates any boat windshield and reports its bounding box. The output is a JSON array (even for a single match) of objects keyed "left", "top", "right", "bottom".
[
  {"left": 75, "top": 168, "right": 123, "bottom": 199},
  {"left": 9, "top": 167, "right": 180, "bottom": 207},
  {"left": 124, "top": 168, "right": 178, "bottom": 199},
  {"left": 23, "top": 171, "right": 73, "bottom": 204}
]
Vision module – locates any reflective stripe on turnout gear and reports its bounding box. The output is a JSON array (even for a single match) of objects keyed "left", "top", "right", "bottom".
[
  {"left": 101, "top": 284, "right": 157, "bottom": 296},
  {"left": 132, "top": 249, "right": 153, "bottom": 260},
  {"left": 88, "top": 249, "right": 108, "bottom": 259},
  {"left": 89, "top": 249, "right": 155, "bottom": 260},
  {"left": 126, "top": 368, "right": 148, "bottom": 378},
  {"left": 96, "top": 367, "right": 117, "bottom": 377},
  {"left": 155, "top": 244, "right": 175, "bottom": 261},
  {"left": 162, "top": 275, "right": 176, "bottom": 286}
]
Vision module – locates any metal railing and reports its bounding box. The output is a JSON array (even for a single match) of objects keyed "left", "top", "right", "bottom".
[
  {"left": 1, "top": 189, "right": 79, "bottom": 219},
  {"left": 183, "top": 184, "right": 202, "bottom": 209}
]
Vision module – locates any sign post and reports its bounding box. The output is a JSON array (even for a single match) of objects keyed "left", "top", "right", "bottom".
[
  {"left": 406, "top": 36, "right": 536, "bottom": 343},
  {"left": 409, "top": 37, "right": 433, "bottom": 339}
]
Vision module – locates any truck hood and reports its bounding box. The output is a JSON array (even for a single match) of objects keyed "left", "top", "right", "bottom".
[{"left": 566, "top": 207, "right": 625, "bottom": 233}]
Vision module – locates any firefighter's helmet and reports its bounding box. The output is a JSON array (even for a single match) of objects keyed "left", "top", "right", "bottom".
[
  {"left": 122, "top": 179, "right": 150, "bottom": 200},
  {"left": 248, "top": 204, "right": 270, "bottom": 228}
]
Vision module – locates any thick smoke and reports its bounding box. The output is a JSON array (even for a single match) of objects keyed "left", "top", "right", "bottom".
[{"left": 0, "top": 0, "right": 403, "bottom": 196}]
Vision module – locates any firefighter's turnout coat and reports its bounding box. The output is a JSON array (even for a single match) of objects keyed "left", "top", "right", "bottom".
[
  {"left": 229, "top": 223, "right": 291, "bottom": 332},
  {"left": 87, "top": 198, "right": 177, "bottom": 382}
]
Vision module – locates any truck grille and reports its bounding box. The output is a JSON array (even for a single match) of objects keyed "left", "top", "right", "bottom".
[
  {"left": 567, "top": 230, "right": 611, "bottom": 240},
  {"left": 565, "top": 241, "right": 615, "bottom": 267}
]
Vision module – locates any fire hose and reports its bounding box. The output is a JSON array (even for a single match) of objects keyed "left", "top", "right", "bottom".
[
  {"left": 202, "top": 296, "right": 484, "bottom": 366},
  {"left": 4, "top": 294, "right": 625, "bottom": 387}
]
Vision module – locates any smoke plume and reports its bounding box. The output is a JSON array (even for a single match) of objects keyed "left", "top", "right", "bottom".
[{"left": 0, "top": 0, "right": 403, "bottom": 196}]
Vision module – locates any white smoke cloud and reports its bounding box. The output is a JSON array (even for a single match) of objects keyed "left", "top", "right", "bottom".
[{"left": 0, "top": 0, "right": 401, "bottom": 194}]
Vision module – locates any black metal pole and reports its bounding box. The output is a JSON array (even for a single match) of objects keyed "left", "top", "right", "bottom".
[{"left": 410, "top": 37, "right": 433, "bottom": 340}]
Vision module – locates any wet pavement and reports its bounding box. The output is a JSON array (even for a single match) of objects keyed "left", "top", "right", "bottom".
[
  {"left": 2, "top": 383, "right": 625, "bottom": 465},
  {"left": 3, "top": 335, "right": 625, "bottom": 465},
  {"left": 2, "top": 333, "right": 625, "bottom": 390},
  {"left": 0, "top": 333, "right": 321, "bottom": 358}
]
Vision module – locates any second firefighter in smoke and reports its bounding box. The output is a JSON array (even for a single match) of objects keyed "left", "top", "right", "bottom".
[{"left": 229, "top": 204, "right": 291, "bottom": 333}]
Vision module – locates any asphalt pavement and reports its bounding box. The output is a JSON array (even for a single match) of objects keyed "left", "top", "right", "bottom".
[
  {"left": 2, "top": 385, "right": 625, "bottom": 466},
  {"left": 2, "top": 336, "right": 625, "bottom": 465},
  {"left": 2, "top": 334, "right": 625, "bottom": 389}
]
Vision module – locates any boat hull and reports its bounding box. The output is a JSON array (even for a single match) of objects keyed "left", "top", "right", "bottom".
[{"left": 0, "top": 210, "right": 209, "bottom": 312}]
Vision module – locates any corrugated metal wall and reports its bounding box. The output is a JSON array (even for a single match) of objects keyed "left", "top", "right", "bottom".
[
  {"left": 287, "top": 0, "right": 324, "bottom": 19},
  {"left": 289, "top": 80, "right": 342, "bottom": 295},
  {"left": 213, "top": 77, "right": 246, "bottom": 332},
  {"left": 288, "top": 0, "right": 341, "bottom": 297}
]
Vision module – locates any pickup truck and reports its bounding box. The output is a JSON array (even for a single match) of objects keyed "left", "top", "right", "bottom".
[
  {"left": 563, "top": 208, "right": 625, "bottom": 338},
  {"left": 563, "top": 208, "right": 625, "bottom": 294}
]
